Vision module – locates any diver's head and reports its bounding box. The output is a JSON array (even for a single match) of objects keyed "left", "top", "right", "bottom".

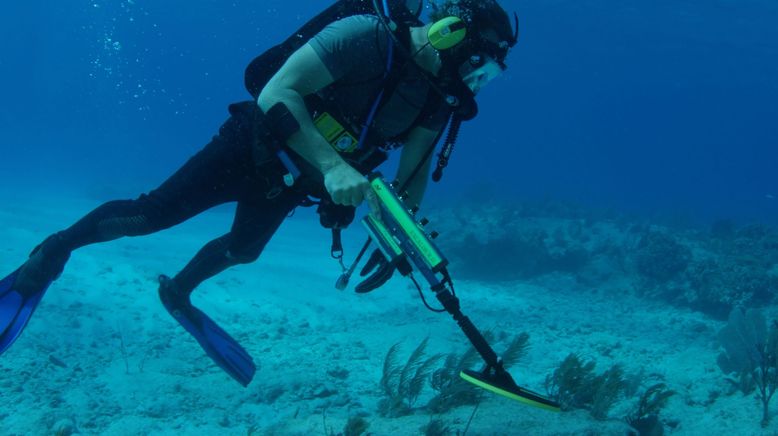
[{"left": 428, "top": 0, "right": 518, "bottom": 93}]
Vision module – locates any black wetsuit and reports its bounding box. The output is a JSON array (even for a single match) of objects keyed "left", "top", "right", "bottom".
[{"left": 39, "top": 15, "right": 448, "bottom": 296}]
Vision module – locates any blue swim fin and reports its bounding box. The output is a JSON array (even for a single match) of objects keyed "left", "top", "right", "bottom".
[
  {"left": 158, "top": 276, "right": 256, "bottom": 386},
  {"left": 0, "top": 268, "right": 52, "bottom": 355}
]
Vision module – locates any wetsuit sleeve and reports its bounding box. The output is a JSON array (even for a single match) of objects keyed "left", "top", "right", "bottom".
[{"left": 308, "top": 15, "right": 386, "bottom": 81}]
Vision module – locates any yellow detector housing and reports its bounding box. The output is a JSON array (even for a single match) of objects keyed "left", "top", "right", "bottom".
[{"left": 460, "top": 369, "right": 561, "bottom": 412}]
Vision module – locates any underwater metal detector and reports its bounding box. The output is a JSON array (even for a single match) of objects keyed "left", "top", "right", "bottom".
[{"left": 344, "top": 173, "right": 560, "bottom": 412}]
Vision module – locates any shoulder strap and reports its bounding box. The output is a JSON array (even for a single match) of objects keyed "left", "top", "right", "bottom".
[
  {"left": 355, "top": 21, "right": 409, "bottom": 149},
  {"left": 363, "top": 24, "right": 453, "bottom": 145}
]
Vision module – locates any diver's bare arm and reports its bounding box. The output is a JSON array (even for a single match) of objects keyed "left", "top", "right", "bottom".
[
  {"left": 395, "top": 127, "right": 440, "bottom": 208},
  {"left": 257, "top": 44, "right": 349, "bottom": 175}
]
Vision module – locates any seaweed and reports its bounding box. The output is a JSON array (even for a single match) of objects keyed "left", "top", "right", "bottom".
[
  {"left": 501, "top": 332, "right": 531, "bottom": 368},
  {"left": 322, "top": 414, "right": 369, "bottom": 436},
  {"left": 421, "top": 419, "right": 452, "bottom": 436},
  {"left": 717, "top": 308, "right": 778, "bottom": 426},
  {"left": 589, "top": 365, "right": 628, "bottom": 420},
  {"left": 342, "top": 416, "right": 369, "bottom": 436},
  {"left": 626, "top": 383, "right": 675, "bottom": 436},
  {"left": 545, "top": 353, "right": 597, "bottom": 411},
  {"left": 427, "top": 347, "right": 483, "bottom": 414},
  {"left": 545, "top": 354, "right": 628, "bottom": 420},
  {"left": 378, "top": 338, "right": 443, "bottom": 417}
]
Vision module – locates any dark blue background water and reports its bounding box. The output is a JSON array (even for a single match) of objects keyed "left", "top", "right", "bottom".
[{"left": 1, "top": 0, "right": 776, "bottom": 225}]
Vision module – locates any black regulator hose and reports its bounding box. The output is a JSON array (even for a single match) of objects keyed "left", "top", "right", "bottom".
[{"left": 432, "top": 114, "right": 463, "bottom": 182}]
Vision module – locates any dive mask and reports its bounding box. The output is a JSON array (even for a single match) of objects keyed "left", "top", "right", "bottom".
[{"left": 459, "top": 54, "right": 504, "bottom": 94}]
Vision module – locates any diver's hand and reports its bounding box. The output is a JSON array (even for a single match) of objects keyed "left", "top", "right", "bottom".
[
  {"left": 355, "top": 249, "right": 395, "bottom": 293},
  {"left": 323, "top": 162, "right": 380, "bottom": 217},
  {"left": 323, "top": 162, "right": 369, "bottom": 207}
]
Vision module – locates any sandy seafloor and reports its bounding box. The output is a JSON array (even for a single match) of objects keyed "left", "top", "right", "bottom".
[{"left": 0, "top": 191, "right": 773, "bottom": 436}]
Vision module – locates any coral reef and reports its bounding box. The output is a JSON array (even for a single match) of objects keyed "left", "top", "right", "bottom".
[
  {"left": 430, "top": 203, "right": 599, "bottom": 282},
  {"left": 429, "top": 199, "right": 778, "bottom": 318},
  {"left": 631, "top": 223, "right": 778, "bottom": 317},
  {"left": 682, "top": 225, "right": 778, "bottom": 318},
  {"left": 684, "top": 257, "right": 776, "bottom": 318},
  {"left": 633, "top": 231, "right": 691, "bottom": 284}
]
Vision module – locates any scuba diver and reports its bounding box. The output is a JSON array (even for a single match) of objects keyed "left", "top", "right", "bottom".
[{"left": 0, "top": 0, "right": 519, "bottom": 387}]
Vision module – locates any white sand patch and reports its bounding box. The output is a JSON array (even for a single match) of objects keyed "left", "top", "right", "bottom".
[{"left": 0, "top": 192, "right": 776, "bottom": 435}]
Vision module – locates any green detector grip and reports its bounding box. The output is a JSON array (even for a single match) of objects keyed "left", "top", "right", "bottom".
[
  {"left": 368, "top": 175, "right": 447, "bottom": 272},
  {"left": 362, "top": 215, "right": 403, "bottom": 263}
]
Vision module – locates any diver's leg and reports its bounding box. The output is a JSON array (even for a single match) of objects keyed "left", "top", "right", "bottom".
[
  {"left": 157, "top": 189, "right": 303, "bottom": 386},
  {"left": 1, "top": 135, "right": 249, "bottom": 354},
  {"left": 1, "top": 110, "right": 260, "bottom": 355},
  {"left": 167, "top": 189, "right": 304, "bottom": 298},
  {"left": 0, "top": 102, "right": 274, "bottom": 353},
  {"left": 15, "top": 112, "right": 259, "bottom": 284},
  {"left": 57, "top": 116, "right": 260, "bottom": 252}
]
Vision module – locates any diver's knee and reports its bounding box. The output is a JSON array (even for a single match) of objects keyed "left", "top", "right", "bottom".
[{"left": 225, "top": 248, "right": 260, "bottom": 264}]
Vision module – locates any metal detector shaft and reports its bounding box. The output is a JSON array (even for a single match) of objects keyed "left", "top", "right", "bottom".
[
  {"left": 358, "top": 173, "right": 561, "bottom": 411},
  {"left": 365, "top": 174, "right": 502, "bottom": 368},
  {"left": 434, "top": 286, "right": 501, "bottom": 369}
]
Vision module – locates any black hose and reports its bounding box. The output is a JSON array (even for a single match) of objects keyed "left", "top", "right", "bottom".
[{"left": 432, "top": 114, "right": 462, "bottom": 182}]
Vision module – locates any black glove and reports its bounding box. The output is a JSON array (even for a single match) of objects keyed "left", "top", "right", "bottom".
[{"left": 355, "top": 250, "right": 395, "bottom": 293}]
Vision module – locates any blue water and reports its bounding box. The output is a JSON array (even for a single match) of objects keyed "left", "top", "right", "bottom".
[
  {"left": 1, "top": 2, "right": 777, "bottom": 434},
  {"left": 1, "top": 0, "right": 776, "bottom": 224}
]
